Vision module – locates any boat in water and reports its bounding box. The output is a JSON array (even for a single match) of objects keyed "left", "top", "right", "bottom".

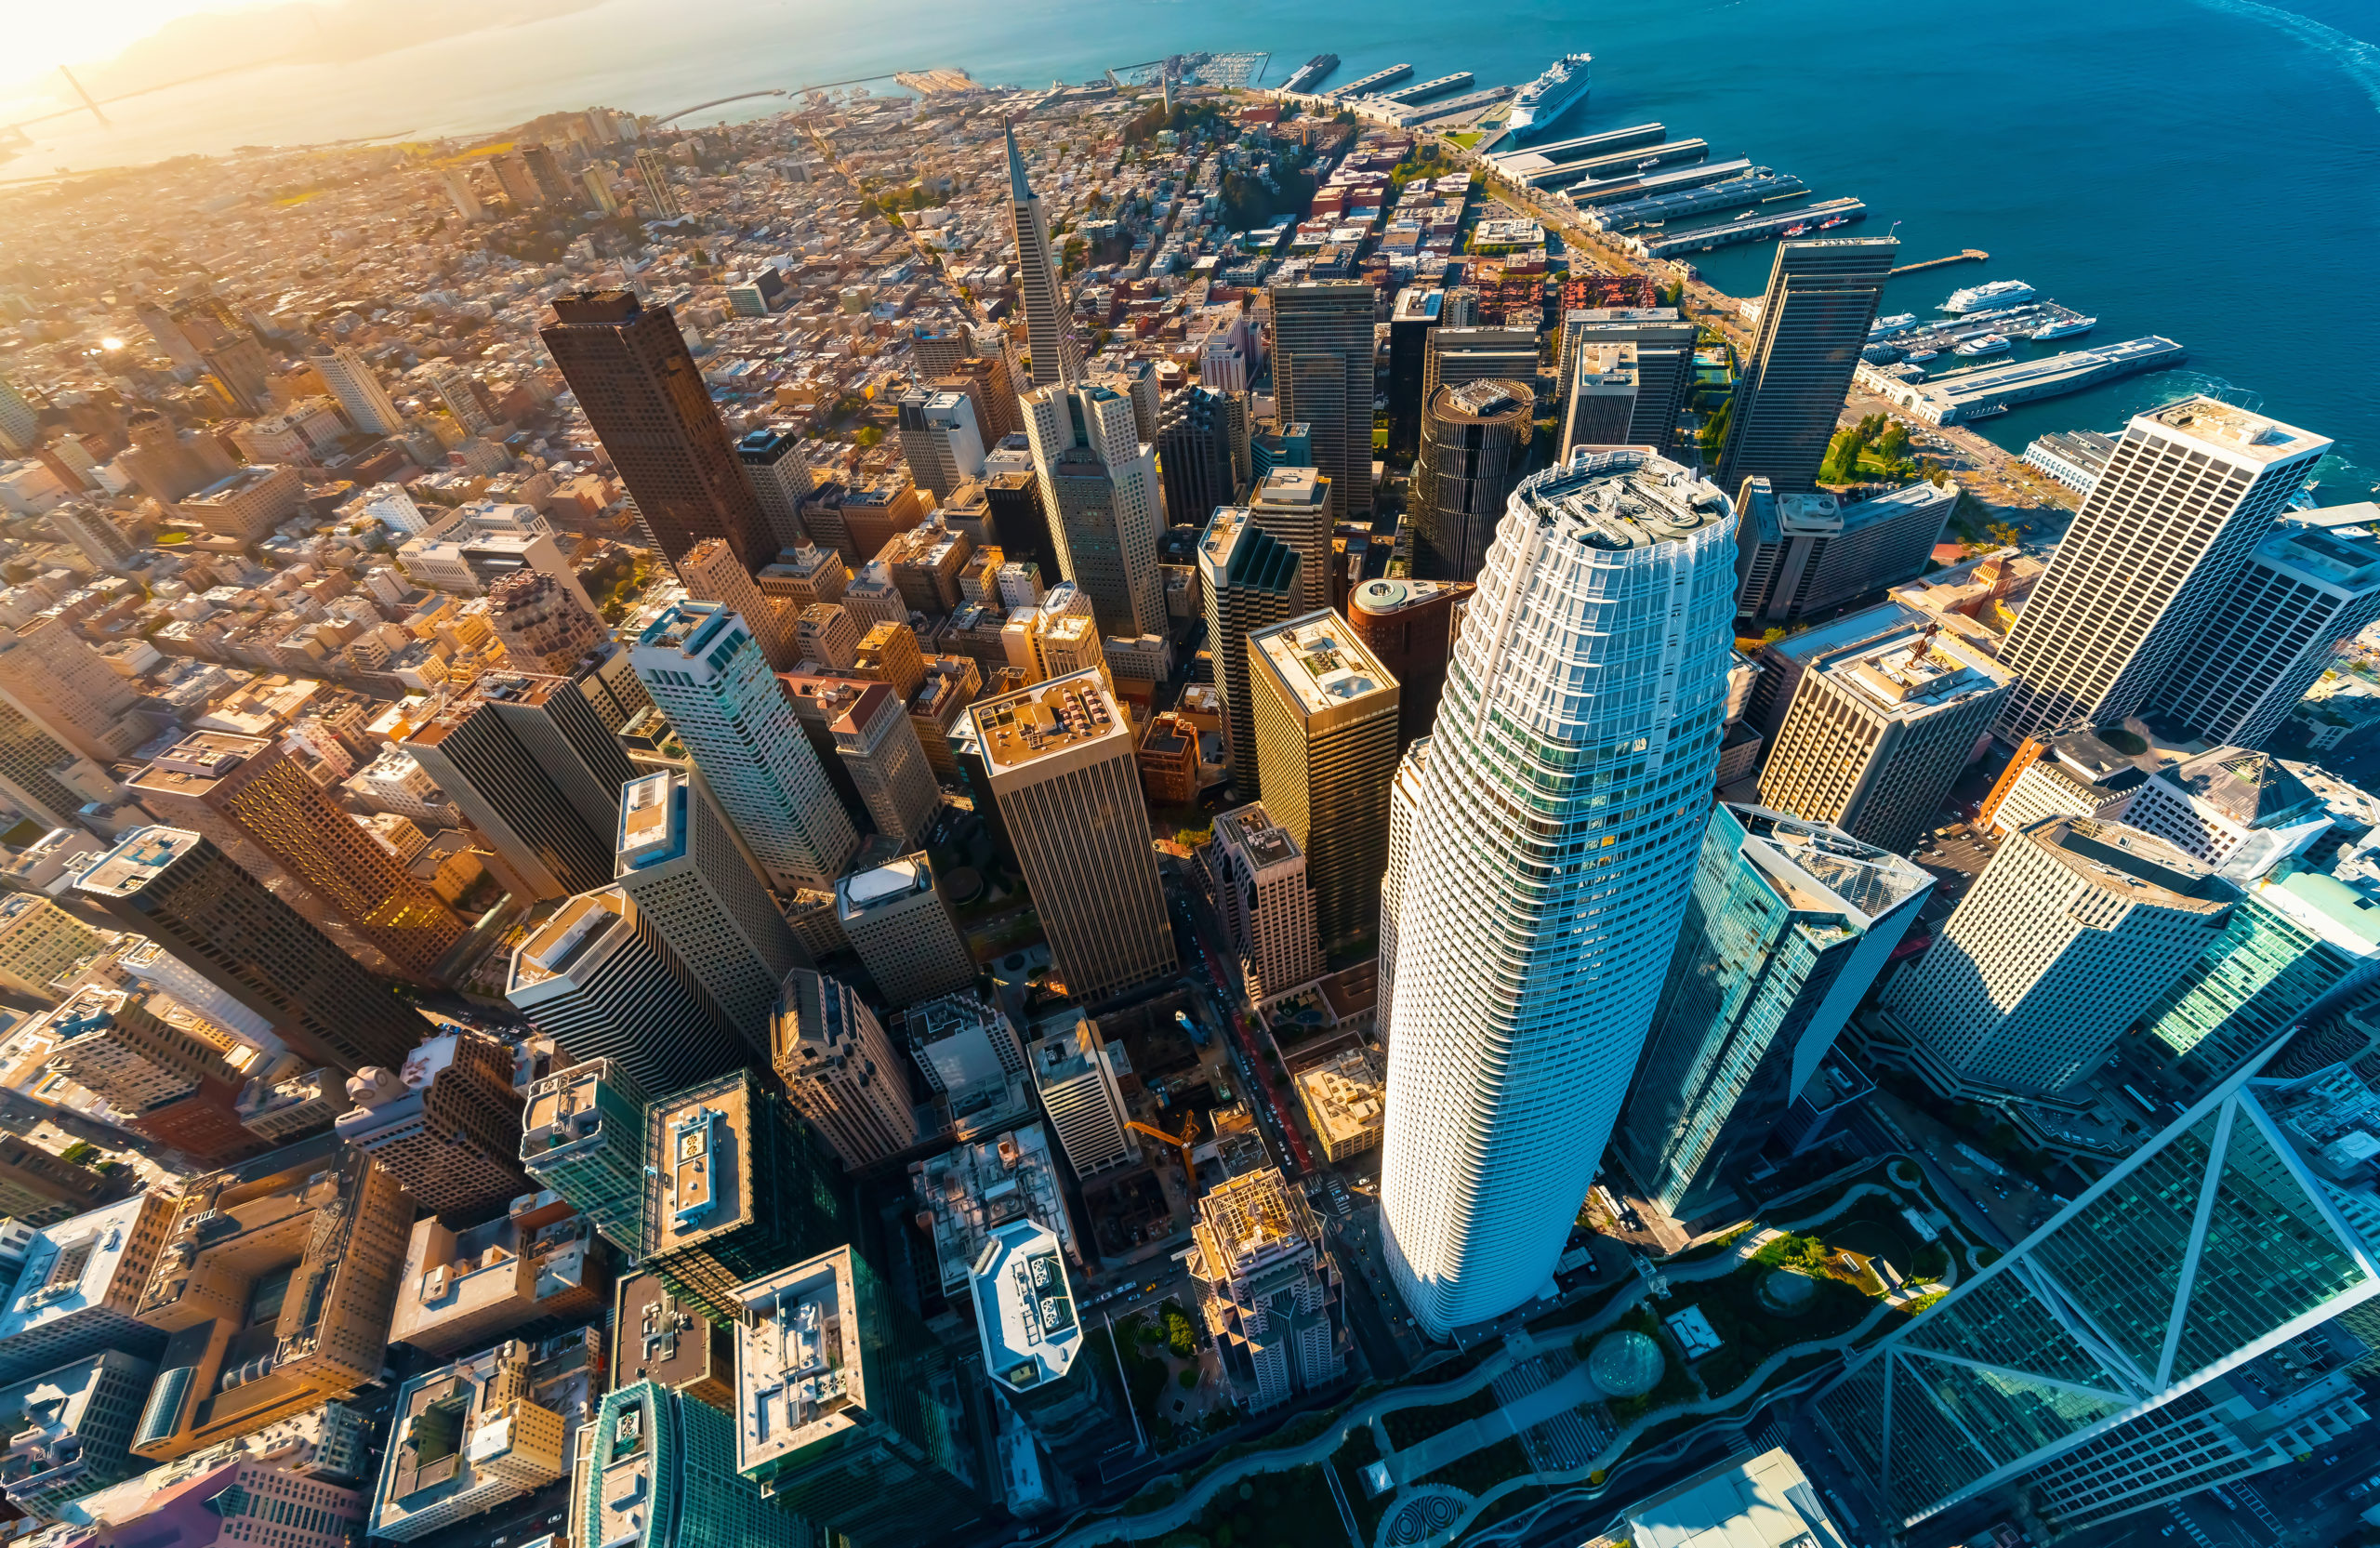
[
  {"left": 1953, "top": 332, "right": 2012, "bottom": 357},
  {"left": 2030, "top": 314, "right": 2097, "bottom": 340},
  {"left": 1818, "top": 214, "right": 1849, "bottom": 230},
  {"left": 1781, "top": 223, "right": 1810, "bottom": 237},
  {"left": 1509, "top": 53, "right": 1593, "bottom": 135},
  {"left": 1871, "top": 313, "right": 1919, "bottom": 337},
  {"left": 1903, "top": 349, "right": 1939, "bottom": 363},
  {"left": 1940, "top": 278, "right": 2035, "bottom": 314}
]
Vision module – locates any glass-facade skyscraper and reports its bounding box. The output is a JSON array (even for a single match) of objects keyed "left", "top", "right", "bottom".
[
  {"left": 1615, "top": 804, "right": 1930, "bottom": 1220},
  {"left": 1379, "top": 449, "right": 1739, "bottom": 1338}
]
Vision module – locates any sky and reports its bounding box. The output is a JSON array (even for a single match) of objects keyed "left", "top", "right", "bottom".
[{"left": 4, "top": 0, "right": 280, "bottom": 92}]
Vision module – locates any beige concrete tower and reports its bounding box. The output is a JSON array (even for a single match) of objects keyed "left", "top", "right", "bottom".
[
  {"left": 677, "top": 536, "right": 801, "bottom": 671},
  {"left": 835, "top": 853, "right": 975, "bottom": 1008},
  {"left": 1250, "top": 613, "right": 1401, "bottom": 954},
  {"left": 1005, "top": 118, "right": 1082, "bottom": 389},
  {"left": 771, "top": 968, "right": 922, "bottom": 1170},
  {"left": 831, "top": 681, "right": 939, "bottom": 850},
  {"left": 1207, "top": 803, "right": 1323, "bottom": 999}
]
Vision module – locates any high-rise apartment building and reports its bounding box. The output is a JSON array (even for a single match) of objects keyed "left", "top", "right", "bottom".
[
  {"left": 1157, "top": 385, "right": 1248, "bottom": 526},
  {"left": 0, "top": 617, "right": 143, "bottom": 763},
  {"left": 1268, "top": 281, "right": 1376, "bottom": 519},
  {"left": 1381, "top": 449, "right": 1738, "bottom": 1337},
  {"left": 2000, "top": 398, "right": 2333, "bottom": 741},
  {"left": 735, "top": 426, "right": 816, "bottom": 550},
  {"left": 831, "top": 681, "right": 940, "bottom": 849},
  {"left": 540, "top": 291, "right": 777, "bottom": 572},
  {"left": 1005, "top": 119, "right": 1081, "bottom": 388},
  {"left": 2156, "top": 509, "right": 2380, "bottom": 748},
  {"left": 1557, "top": 308, "right": 1696, "bottom": 455},
  {"left": 507, "top": 886, "right": 750, "bottom": 1097},
  {"left": 732, "top": 1247, "right": 989, "bottom": 1547},
  {"left": 1410, "top": 379, "right": 1533, "bottom": 582},
  {"left": 1875, "top": 817, "right": 2238, "bottom": 1096},
  {"left": 336, "top": 1031, "right": 531, "bottom": 1219},
  {"left": 521, "top": 1057, "right": 651, "bottom": 1258},
  {"left": 1249, "top": 612, "right": 1400, "bottom": 953},
  {"left": 1026, "top": 1010, "right": 1137, "bottom": 1178},
  {"left": 1756, "top": 619, "right": 2015, "bottom": 854},
  {"left": 896, "top": 389, "right": 985, "bottom": 501},
  {"left": 615, "top": 770, "right": 801, "bottom": 1057},
  {"left": 1731, "top": 478, "right": 1958, "bottom": 627},
  {"left": 1346, "top": 576, "right": 1473, "bottom": 752},
  {"left": 406, "top": 653, "right": 649, "bottom": 901},
  {"left": 312, "top": 346, "right": 404, "bottom": 435},
  {"left": 835, "top": 853, "right": 975, "bottom": 1007},
  {"left": 772, "top": 967, "right": 923, "bottom": 1170},
  {"left": 1187, "top": 1168, "right": 1346, "bottom": 1410},
  {"left": 631, "top": 602, "right": 858, "bottom": 892},
  {"left": 969, "top": 672, "right": 1176, "bottom": 999},
  {"left": 640, "top": 1068, "right": 851, "bottom": 1320},
  {"left": 1198, "top": 507, "right": 1303, "bottom": 795},
  {"left": 1021, "top": 381, "right": 1164, "bottom": 638},
  {"left": 633, "top": 147, "right": 681, "bottom": 218},
  {"left": 581, "top": 1380, "right": 808, "bottom": 1548},
  {"left": 76, "top": 827, "right": 435, "bottom": 1076},
  {"left": 1714, "top": 238, "right": 1896, "bottom": 494},
  {"left": 1207, "top": 803, "right": 1324, "bottom": 999},
  {"left": 1618, "top": 806, "right": 1930, "bottom": 1220},
  {"left": 1816, "top": 1054, "right": 2380, "bottom": 1531},
  {"left": 675, "top": 536, "right": 800, "bottom": 670},
  {"left": 131, "top": 731, "right": 464, "bottom": 984}
]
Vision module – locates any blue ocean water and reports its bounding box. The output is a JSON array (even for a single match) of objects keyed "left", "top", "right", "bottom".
[{"left": 11, "top": 0, "right": 2377, "bottom": 485}]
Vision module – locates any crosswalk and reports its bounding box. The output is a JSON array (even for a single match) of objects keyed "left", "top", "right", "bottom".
[
  {"left": 2166, "top": 1504, "right": 2215, "bottom": 1547},
  {"left": 2232, "top": 1482, "right": 2284, "bottom": 1540}
]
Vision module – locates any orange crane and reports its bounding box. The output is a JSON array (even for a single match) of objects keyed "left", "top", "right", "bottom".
[{"left": 1126, "top": 1110, "right": 1201, "bottom": 1196}]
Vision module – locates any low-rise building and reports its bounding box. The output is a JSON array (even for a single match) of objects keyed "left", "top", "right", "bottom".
[
  {"left": 387, "top": 1192, "right": 607, "bottom": 1359},
  {"left": 0, "top": 1196, "right": 171, "bottom": 1383},
  {"left": 1293, "top": 1045, "right": 1387, "bottom": 1163},
  {"left": 907, "top": 1123, "right": 1078, "bottom": 1305},
  {"left": 0, "top": 1350, "right": 158, "bottom": 1520},
  {"left": 368, "top": 1340, "right": 571, "bottom": 1542}
]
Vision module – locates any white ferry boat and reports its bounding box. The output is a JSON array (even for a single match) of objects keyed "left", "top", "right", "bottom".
[
  {"left": 1510, "top": 53, "right": 1593, "bottom": 134},
  {"left": 2030, "top": 314, "right": 2097, "bottom": 340},
  {"left": 1940, "top": 278, "right": 2035, "bottom": 314},
  {"left": 1870, "top": 313, "right": 1918, "bottom": 337},
  {"left": 1953, "top": 332, "right": 2012, "bottom": 357},
  {"left": 1903, "top": 349, "right": 1939, "bottom": 363}
]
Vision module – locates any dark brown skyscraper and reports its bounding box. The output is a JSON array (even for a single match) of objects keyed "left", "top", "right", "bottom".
[
  {"left": 540, "top": 290, "right": 775, "bottom": 573},
  {"left": 1347, "top": 576, "right": 1474, "bottom": 750},
  {"left": 76, "top": 827, "right": 437, "bottom": 1076}
]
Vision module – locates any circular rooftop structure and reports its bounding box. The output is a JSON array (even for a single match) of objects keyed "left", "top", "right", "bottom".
[
  {"left": 1588, "top": 1330, "right": 1664, "bottom": 1398},
  {"left": 1761, "top": 1268, "right": 1819, "bottom": 1314}
]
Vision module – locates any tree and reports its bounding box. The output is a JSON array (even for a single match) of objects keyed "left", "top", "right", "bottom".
[
  {"left": 1166, "top": 1308, "right": 1197, "bottom": 1357},
  {"left": 854, "top": 426, "right": 883, "bottom": 448}
]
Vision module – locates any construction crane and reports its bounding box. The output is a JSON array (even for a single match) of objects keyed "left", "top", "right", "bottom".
[{"left": 1125, "top": 1110, "right": 1201, "bottom": 1197}]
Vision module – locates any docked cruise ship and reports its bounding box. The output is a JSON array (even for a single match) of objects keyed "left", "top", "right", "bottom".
[
  {"left": 1510, "top": 53, "right": 1593, "bottom": 134},
  {"left": 1939, "top": 278, "right": 2035, "bottom": 314}
]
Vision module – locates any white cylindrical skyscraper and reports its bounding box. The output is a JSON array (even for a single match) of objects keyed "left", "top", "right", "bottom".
[{"left": 1380, "top": 449, "right": 1739, "bottom": 1337}]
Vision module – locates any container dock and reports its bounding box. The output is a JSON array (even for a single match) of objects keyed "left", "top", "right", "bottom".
[
  {"left": 1564, "top": 156, "right": 1758, "bottom": 207},
  {"left": 1858, "top": 337, "right": 2187, "bottom": 425},
  {"left": 1380, "top": 73, "right": 1474, "bottom": 104},
  {"left": 1628, "top": 197, "right": 1867, "bottom": 258},
  {"left": 1282, "top": 54, "right": 1340, "bottom": 93},
  {"left": 1582, "top": 170, "right": 1806, "bottom": 232},
  {"left": 1861, "top": 303, "right": 2095, "bottom": 362},
  {"left": 1332, "top": 62, "right": 1411, "bottom": 99}
]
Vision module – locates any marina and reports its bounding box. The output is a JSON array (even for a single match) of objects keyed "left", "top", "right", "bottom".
[
  {"left": 1888, "top": 249, "right": 1990, "bottom": 276},
  {"left": 1857, "top": 336, "right": 2188, "bottom": 425},
  {"left": 1580, "top": 169, "right": 1807, "bottom": 233},
  {"left": 1860, "top": 302, "right": 2098, "bottom": 363},
  {"left": 1626, "top": 197, "right": 1867, "bottom": 258}
]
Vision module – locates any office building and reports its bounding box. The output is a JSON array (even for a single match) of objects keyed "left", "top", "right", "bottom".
[
  {"left": 1295, "top": 1045, "right": 1388, "bottom": 1163},
  {"left": 406, "top": 653, "right": 649, "bottom": 901},
  {"left": 1731, "top": 478, "right": 1958, "bottom": 627},
  {"left": 676, "top": 536, "right": 801, "bottom": 671},
  {"left": 615, "top": 770, "right": 801, "bottom": 1055},
  {"left": 1815, "top": 1055, "right": 2380, "bottom": 1530},
  {"left": 1345, "top": 576, "right": 1472, "bottom": 752},
  {"left": 1385, "top": 287, "right": 1444, "bottom": 461},
  {"left": 1618, "top": 806, "right": 1930, "bottom": 1221},
  {"left": 336, "top": 1031, "right": 531, "bottom": 1219},
  {"left": 386, "top": 1195, "right": 605, "bottom": 1360},
  {"left": 175, "top": 463, "right": 304, "bottom": 540},
  {"left": 46, "top": 500, "right": 138, "bottom": 571},
  {"left": 969, "top": 672, "right": 1176, "bottom": 999},
  {"left": 1268, "top": 282, "right": 1376, "bottom": 520},
  {"left": 2121, "top": 748, "right": 2328, "bottom": 870},
  {"left": 613, "top": 1270, "right": 733, "bottom": 1412},
  {"left": 1410, "top": 379, "right": 1533, "bottom": 582},
  {"left": 485, "top": 569, "right": 605, "bottom": 674},
  {"left": 908, "top": 1120, "right": 1072, "bottom": 1302},
  {"left": 640, "top": 1068, "right": 851, "bottom": 1321},
  {"left": 985, "top": 467, "right": 1061, "bottom": 589},
  {"left": 1380, "top": 449, "right": 1739, "bottom": 1338},
  {"left": 731, "top": 1247, "right": 988, "bottom": 1546},
  {"left": 1557, "top": 341, "right": 1639, "bottom": 456},
  {"left": 0, "top": 376, "right": 33, "bottom": 453},
  {"left": 0, "top": 1349, "right": 158, "bottom": 1520},
  {"left": 1249, "top": 612, "right": 1400, "bottom": 952},
  {"left": 582, "top": 1379, "right": 808, "bottom": 1548},
  {"left": 1557, "top": 307, "right": 1696, "bottom": 455},
  {"left": 1248, "top": 466, "right": 1335, "bottom": 615},
  {"left": 1377, "top": 737, "right": 1428, "bottom": 1035},
  {"left": 1618, "top": 1449, "right": 1849, "bottom": 1548},
  {"left": 1005, "top": 118, "right": 1082, "bottom": 388},
  {"left": 832, "top": 681, "right": 940, "bottom": 849},
  {"left": 631, "top": 602, "right": 858, "bottom": 892},
  {"left": 1021, "top": 381, "right": 1164, "bottom": 639},
  {"left": 0, "top": 893, "right": 103, "bottom": 999},
  {"left": 897, "top": 389, "right": 985, "bottom": 501},
  {"left": 837, "top": 853, "right": 974, "bottom": 1007},
  {"left": 522, "top": 1058, "right": 651, "bottom": 1259},
  {"left": 422, "top": 358, "right": 498, "bottom": 435},
  {"left": 1714, "top": 238, "right": 1897, "bottom": 494},
  {"left": 39, "top": 986, "right": 266, "bottom": 1166},
  {"left": 540, "top": 291, "right": 776, "bottom": 572},
  {"left": 507, "top": 887, "right": 749, "bottom": 1095},
  {"left": 370, "top": 1340, "right": 573, "bottom": 1542},
  {"left": 0, "top": 698, "right": 117, "bottom": 833},
  {"left": 0, "top": 1197, "right": 171, "bottom": 1383},
  {"left": 736, "top": 429, "right": 819, "bottom": 555},
  {"left": 1186, "top": 1168, "right": 1345, "bottom": 1411},
  {"left": 127, "top": 1134, "right": 414, "bottom": 1461},
  {"left": 634, "top": 146, "right": 681, "bottom": 216},
  {"left": 2158, "top": 509, "right": 2380, "bottom": 748},
  {"left": 314, "top": 347, "right": 405, "bottom": 434},
  {"left": 1207, "top": 803, "right": 1323, "bottom": 999},
  {"left": 903, "top": 996, "right": 1032, "bottom": 1137},
  {"left": 1755, "top": 619, "right": 2014, "bottom": 853},
  {"left": 772, "top": 967, "right": 923, "bottom": 1170},
  {"left": 0, "top": 618, "right": 143, "bottom": 764},
  {"left": 1874, "top": 817, "right": 2237, "bottom": 1096},
  {"left": 0, "top": 1140, "right": 107, "bottom": 1228},
  {"left": 2000, "top": 398, "right": 2334, "bottom": 740},
  {"left": 76, "top": 827, "right": 437, "bottom": 1077},
  {"left": 797, "top": 602, "right": 862, "bottom": 670},
  {"left": 1198, "top": 507, "right": 1303, "bottom": 795},
  {"left": 1157, "top": 385, "right": 1247, "bottom": 528},
  {"left": 970, "top": 1214, "right": 1111, "bottom": 1472},
  {"left": 1026, "top": 1011, "right": 1137, "bottom": 1179},
  {"left": 131, "top": 732, "right": 464, "bottom": 984}
]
